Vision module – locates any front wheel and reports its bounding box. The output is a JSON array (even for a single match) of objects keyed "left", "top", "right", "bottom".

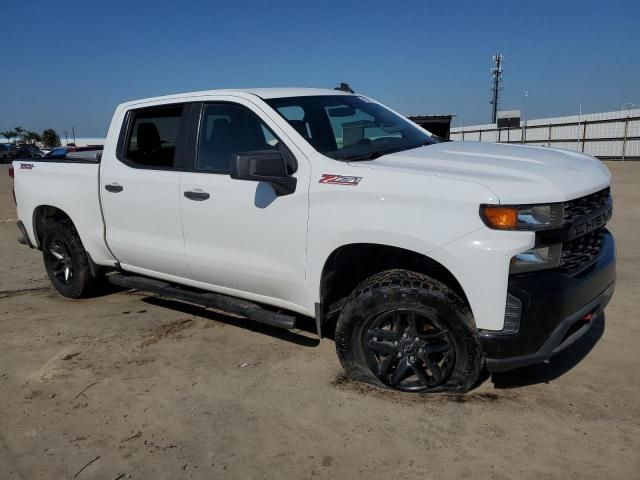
[
  {"left": 42, "top": 219, "right": 97, "bottom": 298},
  {"left": 335, "top": 269, "right": 484, "bottom": 393}
]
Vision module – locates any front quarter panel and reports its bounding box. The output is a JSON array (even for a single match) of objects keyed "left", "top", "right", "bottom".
[{"left": 306, "top": 153, "right": 528, "bottom": 330}]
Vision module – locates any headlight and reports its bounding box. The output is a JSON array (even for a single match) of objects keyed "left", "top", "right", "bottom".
[
  {"left": 480, "top": 203, "right": 564, "bottom": 230},
  {"left": 510, "top": 244, "right": 562, "bottom": 274}
]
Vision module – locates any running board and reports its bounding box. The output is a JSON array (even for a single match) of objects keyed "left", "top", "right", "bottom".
[{"left": 107, "top": 273, "right": 296, "bottom": 330}]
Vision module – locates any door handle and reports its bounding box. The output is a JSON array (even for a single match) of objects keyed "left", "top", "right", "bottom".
[
  {"left": 184, "top": 190, "right": 210, "bottom": 201},
  {"left": 105, "top": 183, "right": 124, "bottom": 193}
]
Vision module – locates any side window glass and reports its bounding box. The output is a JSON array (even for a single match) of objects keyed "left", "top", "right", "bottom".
[
  {"left": 197, "top": 103, "right": 281, "bottom": 173},
  {"left": 124, "top": 105, "right": 183, "bottom": 168},
  {"left": 275, "top": 105, "right": 312, "bottom": 140},
  {"left": 262, "top": 126, "right": 279, "bottom": 147}
]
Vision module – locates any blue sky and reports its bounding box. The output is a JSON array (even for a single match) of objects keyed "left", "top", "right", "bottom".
[{"left": 1, "top": 0, "right": 638, "bottom": 137}]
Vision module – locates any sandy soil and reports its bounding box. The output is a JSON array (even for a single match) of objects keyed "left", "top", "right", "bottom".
[{"left": 0, "top": 162, "right": 638, "bottom": 479}]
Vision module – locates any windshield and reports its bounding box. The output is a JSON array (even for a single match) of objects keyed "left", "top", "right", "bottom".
[{"left": 265, "top": 95, "right": 435, "bottom": 161}]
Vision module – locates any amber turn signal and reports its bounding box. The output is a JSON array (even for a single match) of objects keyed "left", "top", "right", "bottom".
[{"left": 480, "top": 206, "right": 518, "bottom": 229}]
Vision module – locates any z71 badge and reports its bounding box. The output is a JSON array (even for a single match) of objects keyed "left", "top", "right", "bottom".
[{"left": 319, "top": 174, "right": 362, "bottom": 186}]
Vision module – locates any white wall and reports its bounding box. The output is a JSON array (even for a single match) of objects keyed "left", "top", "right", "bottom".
[{"left": 450, "top": 109, "right": 640, "bottom": 159}]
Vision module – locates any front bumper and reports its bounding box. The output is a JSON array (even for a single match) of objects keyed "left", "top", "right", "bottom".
[{"left": 479, "top": 230, "right": 616, "bottom": 372}]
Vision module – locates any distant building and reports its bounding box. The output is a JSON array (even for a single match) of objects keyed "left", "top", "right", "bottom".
[
  {"left": 450, "top": 108, "right": 640, "bottom": 160},
  {"left": 408, "top": 115, "right": 455, "bottom": 140}
]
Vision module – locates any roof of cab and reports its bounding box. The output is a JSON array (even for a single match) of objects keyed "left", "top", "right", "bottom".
[
  {"left": 240, "top": 87, "right": 353, "bottom": 99},
  {"left": 118, "top": 87, "right": 353, "bottom": 109}
]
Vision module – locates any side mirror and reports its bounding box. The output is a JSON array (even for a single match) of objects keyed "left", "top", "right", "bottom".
[{"left": 230, "top": 150, "right": 297, "bottom": 196}]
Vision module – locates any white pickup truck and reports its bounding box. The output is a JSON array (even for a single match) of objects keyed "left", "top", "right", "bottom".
[{"left": 11, "top": 88, "right": 615, "bottom": 393}]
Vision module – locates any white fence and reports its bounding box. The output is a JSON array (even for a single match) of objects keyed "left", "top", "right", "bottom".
[{"left": 450, "top": 109, "right": 640, "bottom": 160}]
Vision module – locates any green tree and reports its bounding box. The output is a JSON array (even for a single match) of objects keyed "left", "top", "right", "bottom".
[
  {"left": 24, "top": 131, "right": 42, "bottom": 144},
  {"left": 1, "top": 130, "right": 16, "bottom": 144},
  {"left": 14, "top": 126, "right": 26, "bottom": 143},
  {"left": 42, "top": 129, "right": 61, "bottom": 148}
]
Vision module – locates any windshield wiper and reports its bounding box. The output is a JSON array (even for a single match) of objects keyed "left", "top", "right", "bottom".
[
  {"left": 339, "top": 140, "right": 437, "bottom": 162},
  {"left": 339, "top": 138, "right": 438, "bottom": 162},
  {"left": 339, "top": 151, "right": 385, "bottom": 162}
]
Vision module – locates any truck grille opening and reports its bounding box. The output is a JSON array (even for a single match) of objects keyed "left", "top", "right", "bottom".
[
  {"left": 557, "top": 188, "right": 611, "bottom": 274},
  {"left": 559, "top": 228, "right": 605, "bottom": 273},
  {"left": 563, "top": 188, "right": 611, "bottom": 223}
]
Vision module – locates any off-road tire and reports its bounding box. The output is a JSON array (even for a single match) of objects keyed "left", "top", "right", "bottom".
[
  {"left": 335, "top": 269, "right": 484, "bottom": 393},
  {"left": 42, "top": 219, "right": 96, "bottom": 298}
]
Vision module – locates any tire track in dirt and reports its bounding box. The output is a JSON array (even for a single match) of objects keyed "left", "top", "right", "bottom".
[{"left": 0, "top": 286, "right": 51, "bottom": 299}]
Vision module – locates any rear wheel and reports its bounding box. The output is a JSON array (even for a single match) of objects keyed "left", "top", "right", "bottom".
[
  {"left": 335, "top": 269, "right": 484, "bottom": 393},
  {"left": 42, "top": 219, "right": 97, "bottom": 298}
]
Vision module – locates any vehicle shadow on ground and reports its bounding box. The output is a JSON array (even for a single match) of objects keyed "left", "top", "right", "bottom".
[
  {"left": 490, "top": 314, "right": 606, "bottom": 389},
  {"left": 140, "top": 295, "right": 320, "bottom": 347}
]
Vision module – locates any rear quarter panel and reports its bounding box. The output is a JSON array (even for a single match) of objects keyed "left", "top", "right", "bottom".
[{"left": 13, "top": 160, "right": 115, "bottom": 265}]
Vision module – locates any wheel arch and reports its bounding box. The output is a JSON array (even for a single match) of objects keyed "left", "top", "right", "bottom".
[
  {"left": 319, "top": 243, "right": 472, "bottom": 332},
  {"left": 32, "top": 205, "right": 105, "bottom": 278},
  {"left": 32, "top": 205, "right": 74, "bottom": 249}
]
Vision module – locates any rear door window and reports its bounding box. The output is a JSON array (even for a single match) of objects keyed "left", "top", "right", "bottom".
[{"left": 124, "top": 105, "right": 184, "bottom": 169}]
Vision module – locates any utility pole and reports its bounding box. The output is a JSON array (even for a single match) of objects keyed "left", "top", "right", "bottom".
[
  {"left": 71, "top": 127, "right": 76, "bottom": 145},
  {"left": 64, "top": 131, "right": 69, "bottom": 145},
  {"left": 489, "top": 54, "right": 504, "bottom": 124}
]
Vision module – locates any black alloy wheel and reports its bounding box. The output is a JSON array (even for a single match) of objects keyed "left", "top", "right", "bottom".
[
  {"left": 46, "top": 236, "right": 75, "bottom": 285},
  {"left": 363, "top": 309, "right": 455, "bottom": 391},
  {"left": 335, "top": 269, "right": 484, "bottom": 394},
  {"left": 42, "top": 219, "right": 97, "bottom": 298}
]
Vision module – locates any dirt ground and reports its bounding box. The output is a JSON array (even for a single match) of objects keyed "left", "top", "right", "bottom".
[{"left": 0, "top": 162, "right": 638, "bottom": 480}]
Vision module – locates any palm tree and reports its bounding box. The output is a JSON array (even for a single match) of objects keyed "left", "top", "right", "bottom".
[
  {"left": 1, "top": 130, "right": 16, "bottom": 144},
  {"left": 14, "top": 126, "right": 26, "bottom": 143}
]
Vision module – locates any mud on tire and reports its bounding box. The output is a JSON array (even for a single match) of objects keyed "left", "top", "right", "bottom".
[{"left": 335, "top": 269, "right": 484, "bottom": 393}]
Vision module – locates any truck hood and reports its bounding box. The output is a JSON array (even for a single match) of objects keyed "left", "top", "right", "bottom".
[{"left": 352, "top": 141, "right": 611, "bottom": 204}]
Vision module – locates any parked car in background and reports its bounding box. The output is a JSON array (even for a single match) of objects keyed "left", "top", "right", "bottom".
[
  {"left": 0, "top": 145, "right": 10, "bottom": 163},
  {"left": 16, "top": 144, "right": 44, "bottom": 159},
  {"left": 1, "top": 144, "right": 19, "bottom": 162},
  {"left": 43, "top": 145, "right": 104, "bottom": 160},
  {"left": 44, "top": 146, "right": 75, "bottom": 159}
]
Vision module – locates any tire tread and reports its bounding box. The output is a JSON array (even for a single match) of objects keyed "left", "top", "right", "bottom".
[
  {"left": 43, "top": 219, "right": 95, "bottom": 299},
  {"left": 335, "top": 269, "right": 484, "bottom": 393}
]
